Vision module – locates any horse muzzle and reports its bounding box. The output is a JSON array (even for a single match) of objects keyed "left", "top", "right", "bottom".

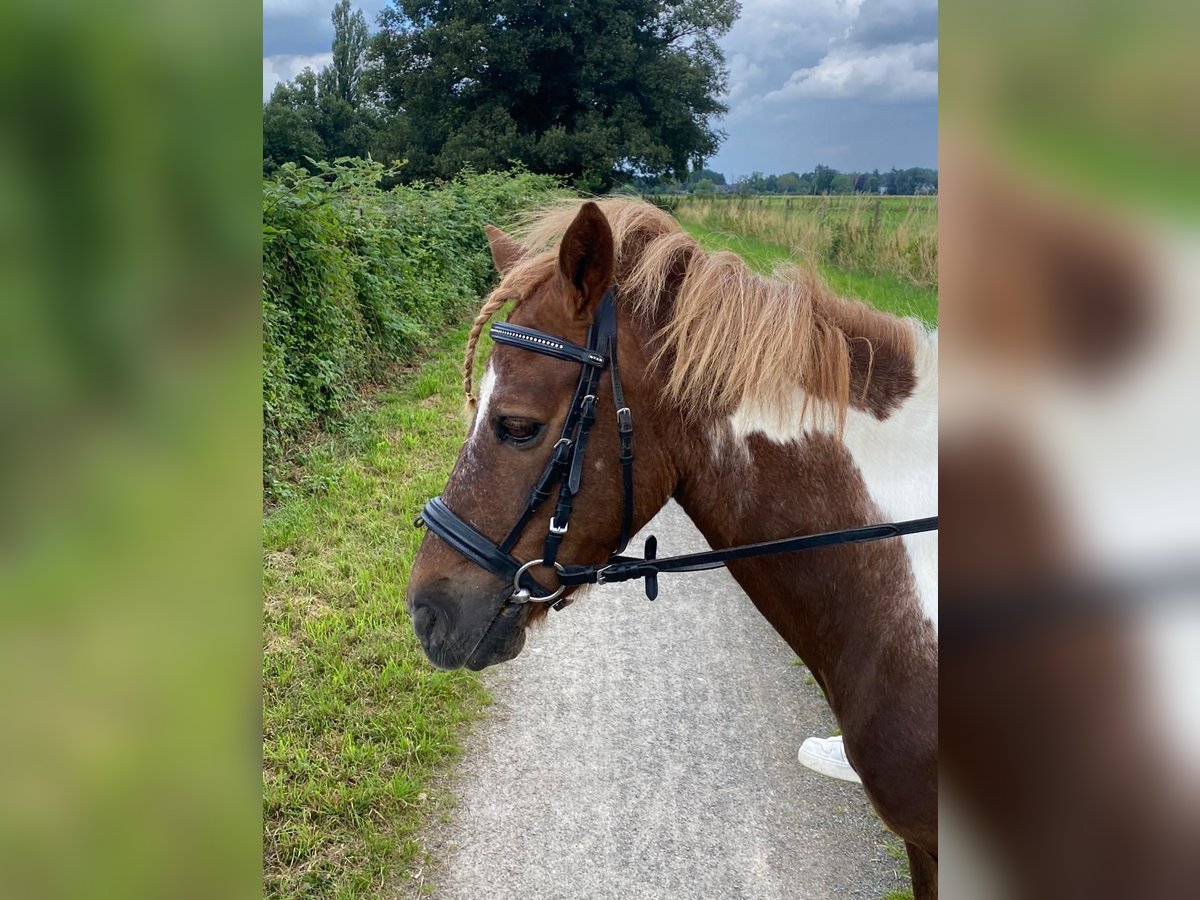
[{"left": 408, "top": 580, "right": 529, "bottom": 670}]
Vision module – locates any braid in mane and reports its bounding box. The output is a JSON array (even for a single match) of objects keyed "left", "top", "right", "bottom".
[{"left": 463, "top": 291, "right": 511, "bottom": 410}]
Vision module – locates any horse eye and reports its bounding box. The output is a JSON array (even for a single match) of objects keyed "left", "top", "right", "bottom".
[{"left": 497, "top": 417, "right": 542, "bottom": 445}]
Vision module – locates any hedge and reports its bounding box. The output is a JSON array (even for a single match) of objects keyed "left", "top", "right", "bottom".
[{"left": 263, "top": 159, "right": 560, "bottom": 487}]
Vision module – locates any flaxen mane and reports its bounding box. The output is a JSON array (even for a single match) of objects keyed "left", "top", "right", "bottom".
[{"left": 465, "top": 197, "right": 918, "bottom": 430}]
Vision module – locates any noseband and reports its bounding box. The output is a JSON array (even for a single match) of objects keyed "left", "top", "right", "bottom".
[
  {"left": 417, "top": 287, "right": 634, "bottom": 610},
  {"left": 417, "top": 285, "right": 939, "bottom": 611}
]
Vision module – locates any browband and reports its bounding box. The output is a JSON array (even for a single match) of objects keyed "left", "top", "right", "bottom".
[{"left": 490, "top": 323, "right": 608, "bottom": 367}]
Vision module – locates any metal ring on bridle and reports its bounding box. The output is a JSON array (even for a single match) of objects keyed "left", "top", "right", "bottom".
[{"left": 512, "top": 558, "right": 566, "bottom": 603}]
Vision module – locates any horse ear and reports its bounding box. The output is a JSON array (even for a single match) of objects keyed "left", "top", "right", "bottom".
[
  {"left": 485, "top": 225, "right": 525, "bottom": 274},
  {"left": 557, "top": 201, "right": 615, "bottom": 317}
]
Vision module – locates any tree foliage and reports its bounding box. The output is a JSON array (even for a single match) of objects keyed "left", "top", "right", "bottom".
[
  {"left": 262, "top": 2, "right": 938, "bottom": 195},
  {"left": 265, "top": 1, "right": 738, "bottom": 188},
  {"left": 370, "top": 0, "right": 738, "bottom": 189}
]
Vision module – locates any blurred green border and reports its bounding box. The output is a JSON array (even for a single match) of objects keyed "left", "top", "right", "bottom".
[{"left": 0, "top": 1, "right": 264, "bottom": 898}]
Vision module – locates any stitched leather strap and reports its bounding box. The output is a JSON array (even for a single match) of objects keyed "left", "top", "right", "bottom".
[
  {"left": 557, "top": 516, "right": 939, "bottom": 598},
  {"left": 609, "top": 332, "right": 634, "bottom": 554},
  {"left": 490, "top": 323, "right": 608, "bottom": 368},
  {"left": 420, "top": 497, "right": 556, "bottom": 595}
]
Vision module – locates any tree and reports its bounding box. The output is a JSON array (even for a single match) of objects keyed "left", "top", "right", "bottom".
[
  {"left": 776, "top": 172, "right": 802, "bottom": 194},
  {"left": 743, "top": 171, "right": 767, "bottom": 193},
  {"left": 330, "top": 0, "right": 370, "bottom": 106},
  {"left": 809, "top": 164, "right": 836, "bottom": 194},
  {"left": 263, "top": 97, "right": 327, "bottom": 171},
  {"left": 369, "top": 0, "right": 739, "bottom": 189},
  {"left": 263, "top": 4, "right": 378, "bottom": 173},
  {"left": 692, "top": 177, "right": 716, "bottom": 195},
  {"left": 688, "top": 167, "right": 726, "bottom": 186},
  {"left": 263, "top": 72, "right": 327, "bottom": 172}
]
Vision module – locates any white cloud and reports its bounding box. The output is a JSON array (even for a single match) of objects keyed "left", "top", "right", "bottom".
[
  {"left": 709, "top": 0, "right": 937, "bottom": 173},
  {"left": 263, "top": 53, "right": 332, "bottom": 101},
  {"left": 764, "top": 40, "right": 937, "bottom": 104},
  {"left": 724, "top": 53, "right": 765, "bottom": 104},
  {"left": 718, "top": 0, "right": 862, "bottom": 107}
]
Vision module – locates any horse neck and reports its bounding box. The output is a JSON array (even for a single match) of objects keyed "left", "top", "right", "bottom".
[{"left": 657, "top": 307, "right": 938, "bottom": 716}]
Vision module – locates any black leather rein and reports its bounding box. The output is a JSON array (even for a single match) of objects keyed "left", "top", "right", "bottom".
[{"left": 416, "top": 285, "right": 938, "bottom": 610}]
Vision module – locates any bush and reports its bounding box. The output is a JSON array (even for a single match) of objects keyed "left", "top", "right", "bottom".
[{"left": 263, "top": 159, "right": 559, "bottom": 488}]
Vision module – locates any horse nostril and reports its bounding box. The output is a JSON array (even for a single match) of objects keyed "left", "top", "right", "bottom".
[{"left": 411, "top": 599, "right": 438, "bottom": 641}]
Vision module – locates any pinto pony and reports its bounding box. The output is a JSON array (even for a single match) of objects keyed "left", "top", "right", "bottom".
[{"left": 406, "top": 199, "right": 939, "bottom": 896}]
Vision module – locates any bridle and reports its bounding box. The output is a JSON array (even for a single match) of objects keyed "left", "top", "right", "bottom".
[
  {"left": 417, "top": 286, "right": 632, "bottom": 610},
  {"left": 416, "top": 285, "right": 938, "bottom": 611}
]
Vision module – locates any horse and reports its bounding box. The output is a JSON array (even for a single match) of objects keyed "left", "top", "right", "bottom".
[{"left": 406, "top": 198, "right": 939, "bottom": 897}]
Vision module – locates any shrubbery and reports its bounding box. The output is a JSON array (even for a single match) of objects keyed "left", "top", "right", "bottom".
[{"left": 263, "top": 159, "right": 559, "bottom": 486}]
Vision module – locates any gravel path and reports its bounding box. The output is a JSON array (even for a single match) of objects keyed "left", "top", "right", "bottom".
[{"left": 416, "top": 502, "right": 908, "bottom": 899}]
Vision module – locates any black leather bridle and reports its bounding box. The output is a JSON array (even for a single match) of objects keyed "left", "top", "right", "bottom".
[
  {"left": 416, "top": 285, "right": 938, "bottom": 612},
  {"left": 418, "top": 287, "right": 632, "bottom": 610}
]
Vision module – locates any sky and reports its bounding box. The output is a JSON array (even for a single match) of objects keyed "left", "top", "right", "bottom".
[{"left": 263, "top": 0, "right": 937, "bottom": 179}]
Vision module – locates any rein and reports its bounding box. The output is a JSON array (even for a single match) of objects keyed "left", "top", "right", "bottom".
[{"left": 416, "top": 285, "right": 938, "bottom": 609}]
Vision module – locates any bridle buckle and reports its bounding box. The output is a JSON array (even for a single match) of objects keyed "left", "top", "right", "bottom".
[{"left": 548, "top": 517, "right": 569, "bottom": 535}]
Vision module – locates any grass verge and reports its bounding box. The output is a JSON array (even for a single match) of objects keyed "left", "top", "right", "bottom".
[
  {"left": 263, "top": 321, "right": 487, "bottom": 899},
  {"left": 679, "top": 219, "right": 938, "bottom": 327}
]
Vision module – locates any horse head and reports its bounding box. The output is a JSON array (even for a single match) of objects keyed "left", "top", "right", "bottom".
[{"left": 406, "top": 201, "right": 676, "bottom": 670}]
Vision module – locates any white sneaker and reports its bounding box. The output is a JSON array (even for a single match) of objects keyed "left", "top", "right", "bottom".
[{"left": 798, "top": 735, "right": 862, "bottom": 784}]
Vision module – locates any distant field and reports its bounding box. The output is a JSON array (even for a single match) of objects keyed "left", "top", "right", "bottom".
[
  {"left": 657, "top": 194, "right": 938, "bottom": 291},
  {"left": 680, "top": 220, "right": 938, "bottom": 327}
]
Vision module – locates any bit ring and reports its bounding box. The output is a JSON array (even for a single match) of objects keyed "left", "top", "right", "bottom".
[{"left": 511, "top": 558, "right": 566, "bottom": 603}]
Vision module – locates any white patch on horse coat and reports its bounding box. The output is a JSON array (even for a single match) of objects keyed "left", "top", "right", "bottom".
[
  {"left": 470, "top": 364, "right": 497, "bottom": 443},
  {"left": 726, "top": 325, "right": 939, "bottom": 631}
]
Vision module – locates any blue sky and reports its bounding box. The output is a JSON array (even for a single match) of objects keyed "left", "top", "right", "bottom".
[{"left": 263, "top": 0, "right": 937, "bottom": 179}]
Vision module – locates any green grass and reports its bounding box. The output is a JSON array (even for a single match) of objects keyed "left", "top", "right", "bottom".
[
  {"left": 680, "top": 220, "right": 939, "bottom": 326},
  {"left": 263, "top": 322, "right": 489, "bottom": 899},
  {"left": 883, "top": 840, "right": 915, "bottom": 899}
]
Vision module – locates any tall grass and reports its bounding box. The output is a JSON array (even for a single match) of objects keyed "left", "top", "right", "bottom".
[{"left": 659, "top": 195, "right": 937, "bottom": 289}]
